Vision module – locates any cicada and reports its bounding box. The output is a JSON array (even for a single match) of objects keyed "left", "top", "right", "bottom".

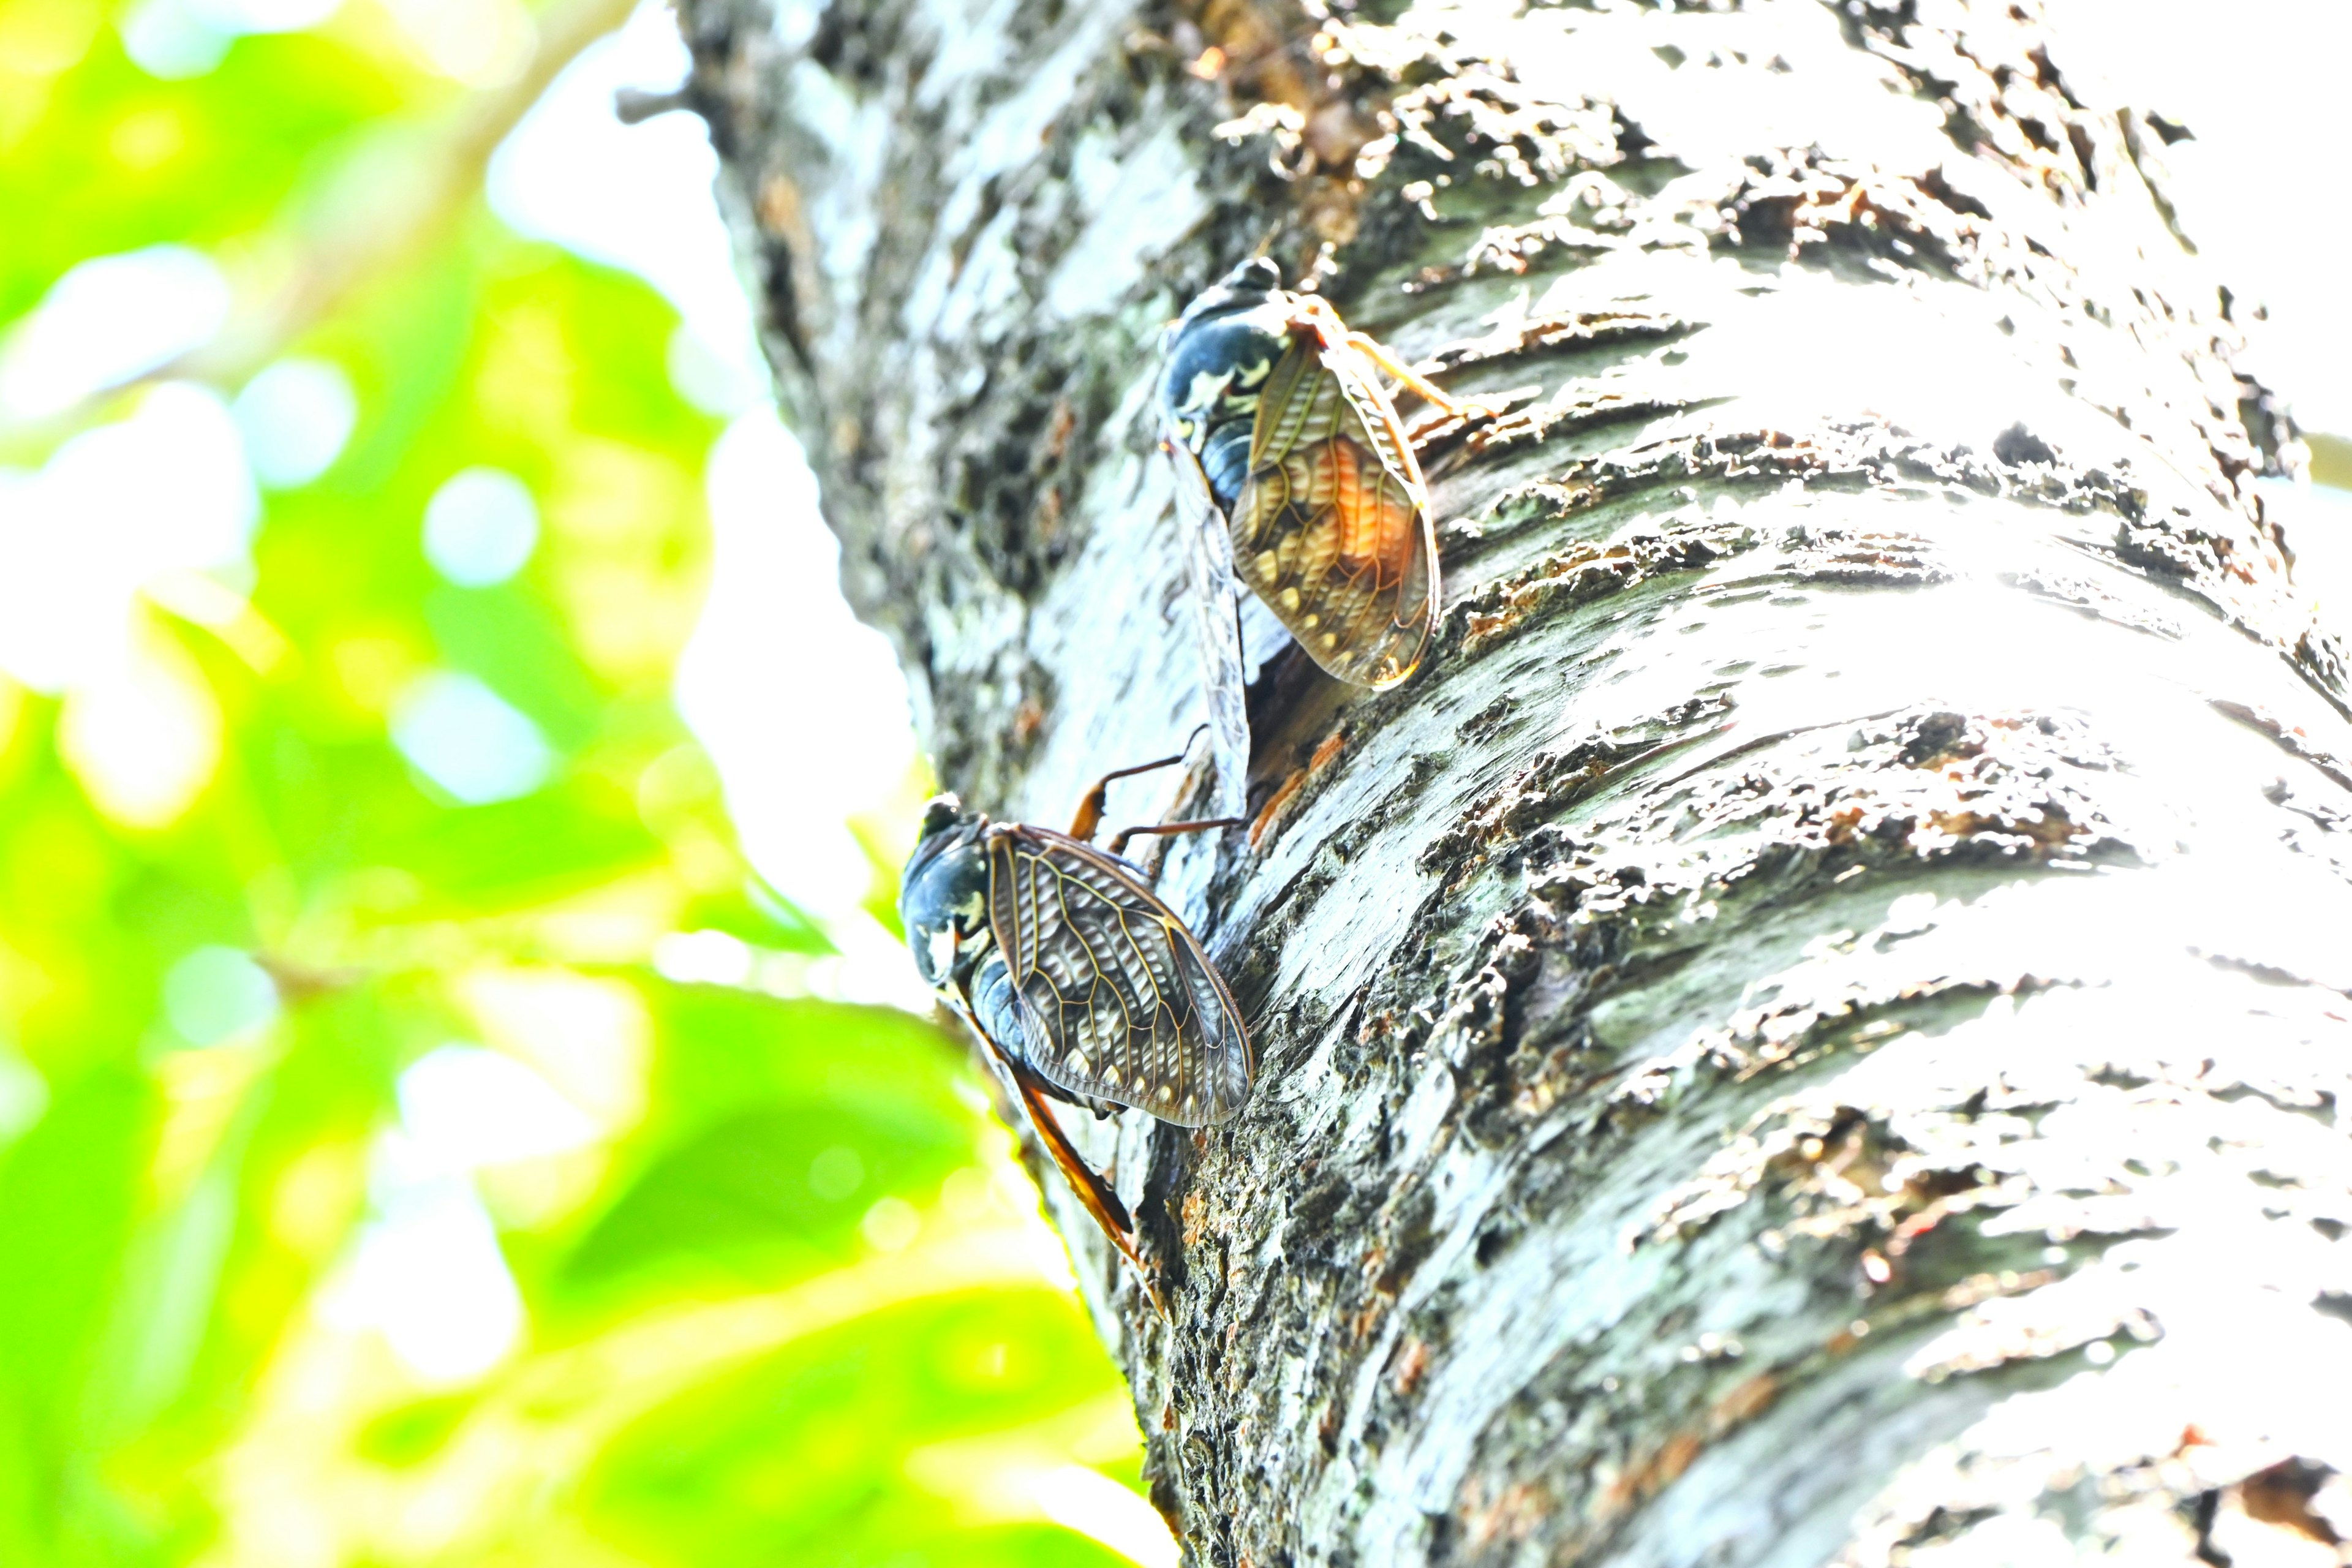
[
  {"left": 899, "top": 754, "right": 1251, "bottom": 1306},
  {"left": 1161, "top": 258, "right": 1486, "bottom": 815}
]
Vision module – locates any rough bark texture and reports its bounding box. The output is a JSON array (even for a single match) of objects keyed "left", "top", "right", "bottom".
[{"left": 674, "top": 1, "right": 2352, "bottom": 1562}]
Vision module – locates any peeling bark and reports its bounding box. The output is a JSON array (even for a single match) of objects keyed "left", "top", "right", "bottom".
[{"left": 675, "top": 0, "right": 2352, "bottom": 1562}]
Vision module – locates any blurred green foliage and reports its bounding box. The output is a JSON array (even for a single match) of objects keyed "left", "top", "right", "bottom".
[{"left": 0, "top": 3, "right": 1147, "bottom": 1564}]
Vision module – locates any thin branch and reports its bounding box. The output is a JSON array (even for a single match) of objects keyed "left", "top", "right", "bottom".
[{"left": 1, "top": 0, "right": 639, "bottom": 461}]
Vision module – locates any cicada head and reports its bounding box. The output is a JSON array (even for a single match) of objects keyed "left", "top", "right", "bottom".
[
  {"left": 899, "top": 794, "right": 993, "bottom": 994},
  {"left": 1161, "top": 258, "right": 1294, "bottom": 461}
]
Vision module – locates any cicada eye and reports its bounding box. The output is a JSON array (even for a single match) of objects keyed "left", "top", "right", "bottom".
[
  {"left": 1227, "top": 256, "right": 1281, "bottom": 293},
  {"left": 916, "top": 793, "right": 967, "bottom": 842},
  {"left": 899, "top": 827, "right": 994, "bottom": 993}
]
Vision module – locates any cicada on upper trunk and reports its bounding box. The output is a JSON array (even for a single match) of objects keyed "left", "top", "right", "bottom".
[
  {"left": 899, "top": 763, "right": 1251, "bottom": 1309},
  {"left": 1161, "top": 258, "right": 1485, "bottom": 816}
]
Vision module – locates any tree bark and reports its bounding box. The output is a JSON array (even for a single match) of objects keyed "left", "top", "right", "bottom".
[{"left": 675, "top": 0, "right": 2352, "bottom": 1562}]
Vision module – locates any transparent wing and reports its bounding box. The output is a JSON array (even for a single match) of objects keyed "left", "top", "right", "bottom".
[
  {"left": 986, "top": 825, "right": 1253, "bottom": 1127},
  {"left": 1169, "top": 439, "right": 1253, "bottom": 820},
  {"left": 1230, "top": 337, "right": 1439, "bottom": 690}
]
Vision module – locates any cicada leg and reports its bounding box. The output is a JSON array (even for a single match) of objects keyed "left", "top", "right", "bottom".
[
  {"left": 1289, "top": 294, "right": 1502, "bottom": 424},
  {"left": 1343, "top": 330, "right": 1506, "bottom": 424},
  {"left": 1106, "top": 816, "right": 1246, "bottom": 859},
  {"left": 1004, "top": 1054, "right": 1169, "bottom": 1319},
  {"left": 1067, "top": 725, "right": 1211, "bottom": 842}
]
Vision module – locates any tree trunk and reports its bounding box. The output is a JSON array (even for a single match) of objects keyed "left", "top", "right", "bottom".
[{"left": 674, "top": 0, "right": 2352, "bottom": 1561}]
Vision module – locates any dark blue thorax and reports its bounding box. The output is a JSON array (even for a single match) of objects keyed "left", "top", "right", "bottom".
[{"left": 1162, "top": 296, "right": 1293, "bottom": 514}]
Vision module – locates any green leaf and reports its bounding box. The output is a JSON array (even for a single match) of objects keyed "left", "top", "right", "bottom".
[
  {"left": 535, "top": 991, "right": 979, "bottom": 1323},
  {"left": 584, "top": 1291, "right": 1140, "bottom": 1568},
  {"left": 0, "top": 21, "right": 1140, "bottom": 1562}
]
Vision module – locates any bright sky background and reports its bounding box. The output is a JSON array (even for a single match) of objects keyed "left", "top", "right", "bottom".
[
  {"left": 2045, "top": 0, "right": 2352, "bottom": 434},
  {"left": 2040, "top": 0, "right": 2352, "bottom": 593},
  {"left": 488, "top": 0, "right": 920, "bottom": 940}
]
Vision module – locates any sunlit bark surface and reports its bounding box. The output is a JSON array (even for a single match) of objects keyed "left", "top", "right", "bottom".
[{"left": 676, "top": 0, "right": 2352, "bottom": 1561}]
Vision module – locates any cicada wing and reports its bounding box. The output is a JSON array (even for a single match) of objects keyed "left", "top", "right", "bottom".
[
  {"left": 1169, "top": 438, "right": 1253, "bottom": 820},
  {"left": 1231, "top": 336, "right": 1439, "bottom": 690},
  {"left": 986, "top": 826, "right": 1253, "bottom": 1128}
]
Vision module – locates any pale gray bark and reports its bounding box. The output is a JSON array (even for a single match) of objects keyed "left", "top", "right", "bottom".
[{"left": 675, "top": 1, "right": 2352, "bottom": 1562}]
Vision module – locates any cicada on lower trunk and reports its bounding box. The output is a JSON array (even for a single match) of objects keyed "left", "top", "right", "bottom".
[
  {"left": 899, "top": 779, "right": 1251, "bottom": 1310},
  {"left": 1161, "top": 258, "right": 1486, "bottom": 816}
]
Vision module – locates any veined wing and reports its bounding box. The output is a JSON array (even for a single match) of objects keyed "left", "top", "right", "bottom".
[
  {"left": 985, "top": 824, "right": 1253, "bottom": 1128},
  {"left": 1169, "top": 438, "right": 1253, "bottom": 820},
  {"left": 1231, "top": 336, "right": 1439, "bottom": 689}
]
